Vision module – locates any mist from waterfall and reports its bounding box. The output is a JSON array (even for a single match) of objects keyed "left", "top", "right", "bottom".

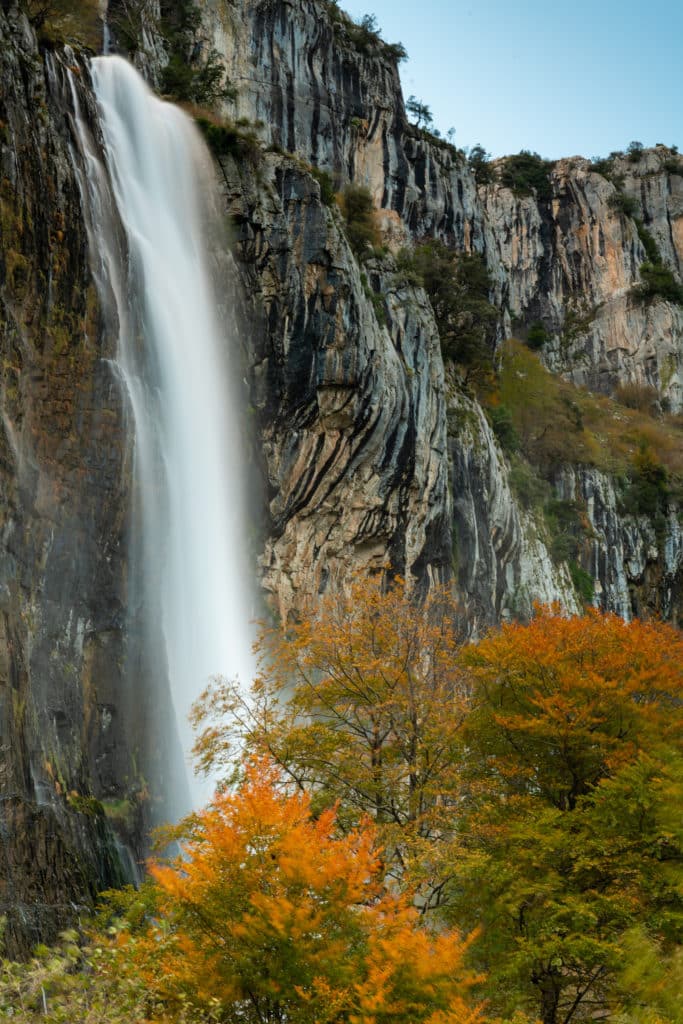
[{"left": 82, "top": 56, "right": 253, "bottom": 810}]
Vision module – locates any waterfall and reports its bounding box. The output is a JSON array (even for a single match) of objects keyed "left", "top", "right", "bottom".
[{"left": 80, "top": 57, "right": 253, "bottom": 811}]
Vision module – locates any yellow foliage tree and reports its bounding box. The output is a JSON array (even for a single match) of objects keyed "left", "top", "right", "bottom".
[
  {"left": 113, "top": 758, "right": 485, "bottom": 1024},
  {"left": 192, "top": 577, "right": 468, "bottom": 910}
]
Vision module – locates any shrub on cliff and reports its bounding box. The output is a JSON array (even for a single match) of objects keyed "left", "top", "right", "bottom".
[
  {"left": 195, "top": 116, "right": 261, "bottom": 164},
  {"left": 633, "top": 260, "right": 683, "bottom": 305},
  {"left": 339, "top": 184, "right": 380, "bottom": 256},
  {"left": 627, "top": 139, "right": 644, "bottom": 162},
  {"left": 500, "top": 150, "right": 554, "bottom": 200},
  {"left": 397, "top": 242, "right": 498, "bottom": 382},
  {"left": 468, "top": 143, "right": 494, "bottom": 184},
  {"left": 406, "top": 95, "right": 434, "bottom": 130},
  {"left": 324, "top": 6, "right": 408, "bottom": 62},
  {"left": 157, "top": 0, "right": 236, "bottom": 105},
  {"left": 608, "top": 190, "right": 639, "bottom": 217}
]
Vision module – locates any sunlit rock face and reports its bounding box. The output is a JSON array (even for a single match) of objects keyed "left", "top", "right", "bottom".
[
  {"left": 480, "top": 156, "right": 683, "bottom": 413},
  {"left": 200, "top": 0, "right": 681, "bottom": 621},
  {"left": 220, "top": 153, "right": 453, "bottom": 621}
]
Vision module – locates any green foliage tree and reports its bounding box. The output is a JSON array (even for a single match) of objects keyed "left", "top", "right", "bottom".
[
  {"left": 627, "top": 140, "right": 644, "bottom": 162},
  {"left": 526, "top": 320, "right": 549, "bottom": 350},
  {"left": 608, "top": 190, "right": 639, "bottom": 217},
  {"left": 633, "top": 260, "right": 683, "bottom": 305},
  {"left": 406, "top": 95, "right": 434, "bottom": 130},
  {"left": 467, "top": 144, "right": 494, "bottom": 184},
  {"left": 339, "top": 184, "right": 380, "bottom": 256},
  {"left": 158, "top": 0, "right": 236, "bottom": 106},
  {"left": 488, "top": 403, "right": 519, "bottom": 452},
  {"left": 450, "top": 608, "right": 683, "bottom": 1024},
  {"left": 622, "top": 442, "right": 669, "bottom": 523}
]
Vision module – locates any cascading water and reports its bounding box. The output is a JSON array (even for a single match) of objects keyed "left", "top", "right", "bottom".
[{"left": 79, "top": 56, "right": 253, "bottom": 811}]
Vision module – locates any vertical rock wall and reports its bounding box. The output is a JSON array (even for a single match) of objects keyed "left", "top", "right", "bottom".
[{"left": 0, "top": 7, "right": 178, "bottom": 955}]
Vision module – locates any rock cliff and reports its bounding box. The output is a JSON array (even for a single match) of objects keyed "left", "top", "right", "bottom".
[
  {"left": 0, "top": 0, "right": 682, "bottom": 952},
  {"left": 199, "top": 0, "right": 681, "bottom": 624},
  {"left": 0, "top": 2, "right": 183, "bottom": 954}
]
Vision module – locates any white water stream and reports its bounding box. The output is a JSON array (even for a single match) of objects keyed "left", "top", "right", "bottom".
[{"left": 81, "top": 57, "right": 253, "bottom": 810}]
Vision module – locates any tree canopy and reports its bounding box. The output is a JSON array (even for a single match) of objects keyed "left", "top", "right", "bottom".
[
  {"left": 3, "top": 591, "right": 682, "bottom": 1024},
  {"left": 193, "top": 577, "right": 468, "bottom": 911},
  {"left": 452, "top": 608, "right": 683, "bottom": 1024}
]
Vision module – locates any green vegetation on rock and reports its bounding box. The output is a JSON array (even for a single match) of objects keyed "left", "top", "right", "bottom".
[
  {"left": 397, "top": 241, "right": 497, "bottom": 380},
  {"left": 495, "top": 339, "right": 683, "bottom": 482},
  {"left": 500, "top": 150, "right": 554, "bottom": 200},
  {"left": 321, "top": 4, "right": 408, "bottom": 62},
  {"left": 23, "top": 0, "right": 102, "bottom": 49},
  {"left": 159, "top": 0, "right": 236, "bottom": 106},
  {"left": 339, "top": 184, "right": 381, "bottom": 257}
]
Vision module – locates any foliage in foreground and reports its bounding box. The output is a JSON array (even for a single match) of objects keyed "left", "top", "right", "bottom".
[
  {"left": 193, "top": 578, "right": 468, "bottom": 912},
  {"left": 453, "top": 608, "right": 683, "bottom": 1024},
  {"left": 3, "top": 586, "right": 682, "bottom": 1024},
  {"left": 195, "top": 582, "right": 683, "bottom": 1024},
  {"left": 1, "top": 760, "right": 485, "bottom": 1023}
]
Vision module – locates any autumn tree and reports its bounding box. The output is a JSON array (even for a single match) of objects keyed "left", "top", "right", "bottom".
[
  {"left": 193, "top": 577, "right": 468, "bottom": 911},
  {"left": 450, "top": 608, "right": 683, "bottom": 1024},
  {"left": 109, "top": 758, "right": 485, "bottom": 1024}
]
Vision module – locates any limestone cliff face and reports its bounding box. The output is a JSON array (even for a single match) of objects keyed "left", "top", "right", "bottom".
[
  {"left": 205, "top": 0, "right": 683, "bottom": 412},
  {"left": 0, "top": 4, "right": 180, "bottom": 955},
  {"left": 221, "top": 152, "right": 451, "bottom": 619},
  {"left": 556, "top": 465, "right": 682, "bottom": 625},
  {"left": 446, "top": 388, "right": 578, "bottom": 631},
  {"left": 203, "top": 0, "right": 681, "bottom": 622},
  {"left": 479, "top": 156, "right": 683, "bottom": 412},
  {"left": 204, "top": 0, "right": 489, "bottom": 249}
]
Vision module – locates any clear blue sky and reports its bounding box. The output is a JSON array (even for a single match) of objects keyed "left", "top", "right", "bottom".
[{"left": 341, "top": 0, "right": 683, "bottom": 160}]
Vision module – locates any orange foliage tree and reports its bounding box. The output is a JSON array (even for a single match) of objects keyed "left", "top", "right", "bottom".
[
  {"left": 451, "top": 607, "right": 683, "bottom": 1024},
  {"left": 112, "top": 758, "right": 485, "bottom": 1024},
  {"left": 192, "top": 577, "right": 468, "bottom": 912}
]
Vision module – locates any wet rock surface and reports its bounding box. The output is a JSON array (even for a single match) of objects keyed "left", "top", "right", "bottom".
[{"left": 0, "top": 6, "right": 178, "bottom": 955}]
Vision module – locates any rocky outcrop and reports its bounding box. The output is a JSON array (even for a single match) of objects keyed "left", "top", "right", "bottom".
[
  {"left": 447, "top": 388, "right": 578, "bottom": 632},
  {"left": 220, "top": 151, "right": 452, "bottom": 619},
  {"left": 205, "top": 0, "right": 683, "bottom": 410},
  {"left": 479, "top": 156, "right": 683, "bottom": 412},
  {"left": 202, "top": 0, "right": 681, "bottom": 622},
  {"left": 204, "top": 0, "right": 491, "bottom": 250},
  {"left": 556, "top": 465, "right": 683, "bottom": 625}
]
